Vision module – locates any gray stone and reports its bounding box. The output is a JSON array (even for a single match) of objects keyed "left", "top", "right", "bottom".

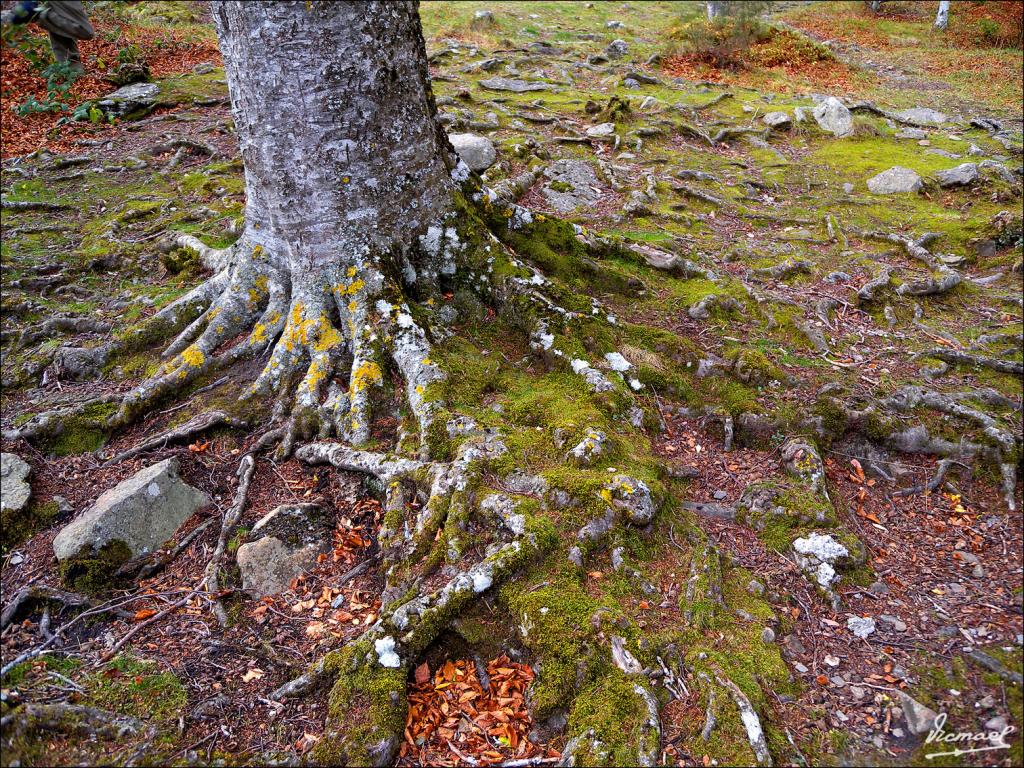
[
  {"left": 895, "top": 127, "right": 928, "bottom": 140},
  {"left": 236, "top": 503, "right": 334, "bottom": 597},
  {"left": 94, "top": 82, "right": 160, "bottom": 119},
  {"left": 868, "top": 580, "right": 889, "bottom": 595},
  {"left": 478, "top": 77, "right": 554, "bottom": 93},
  {"left": 925, "top": 148, "right": 961, "bottom": 159},
  {"left": 712, "top": 489, "right": 728, "bottom": 501},
  {"left": 867, "top": 166, "right": 923, "bottom": 194},
  {"left": 898, "top": 691, "right": 940, "bottom": 736},
  {"left": 847, "top": 616, "right": 876, "bottom": 639},
  {"left": 52, "top": 345, "right": 111, "bottom": 381},
  {"left": 782, "top": 634, "right": 807, "bottom": 657},
  {"left": 606, "top": 20, "right": 624, "bottom": 29},
  {"left": 761, "top": 627, "right": 776, "bottom": 644},
  {"left": 447, "top": 132, "right": 497, "bottom": 171},
  {"left": 585, "top": 122, "right": 616, "bottom": 138},
  {"left": 0, "top": 453, "right": 31, "bottom": 515},
  {"left": 936, "top": 162, "right": 979, "bottom": 187},
  {"left": 542, "top": 159, "right": 601, "bottom": 212},
  {"left": 747, "top": 579, "right": 765, "bottom": 596},
  {"left": 780, "top": 438, "right": 828, "bottom": 497},
  {"left": 842, "top": 182, "right": 854, "bottom": 194},
  {"left": 605, "top": 475, "right": 655, "bottom": 525},
  {"left": 812, "top": 97, "right": 853, "bottom": 137},
  {"left": 567, "top": 428, "right": 608, "bottom": 466},
  {"left": 879, "top": 613, "right": 908, "bottom": 632},
  {"left": 605, "top": 39, "right": 628, "bottom": 59},
  {"left": 763, "top": 111, "right": 791, "bottom": 130},
  {"left": 53, "top": 458, "right": 208, "bottom": 561},
  {"left": 893, "top": 106, "right": 948, "bottom": 126}
]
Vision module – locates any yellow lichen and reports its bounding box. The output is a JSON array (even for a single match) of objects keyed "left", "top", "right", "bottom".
[
  {"left": 351, "top": 361, "right": 383, "bottom": 393},
  {"left": 181, "top": 345, "right": 205, "bottom": 368}
]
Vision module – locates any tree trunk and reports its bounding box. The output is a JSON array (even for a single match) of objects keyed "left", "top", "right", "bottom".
[
  {"left": 118, "top": 1, "right": 464, "bottom": 447},
  {"left": 707, "top": 1, "right": 726, "bottom": 21},
  {"left": 935, "top": 0, "right": 950, "bottom": 30}
]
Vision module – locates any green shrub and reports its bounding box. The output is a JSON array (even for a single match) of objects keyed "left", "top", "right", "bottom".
[{"left": 671, "top": 2, "right": 774, "bottom": 69}]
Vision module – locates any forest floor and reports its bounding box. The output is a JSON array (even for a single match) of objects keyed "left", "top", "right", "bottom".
[{"left": 1, "top": 1, "right": 1022, "bottom": 767}]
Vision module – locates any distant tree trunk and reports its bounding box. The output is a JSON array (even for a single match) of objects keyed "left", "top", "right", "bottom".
[
  {"left": 707, "top": 1, "right": 726, "bottom": 21},
  {"left": 935, "top": 0, "right": 950, "bottom": 30},
  {"left": 870, "top": 0, "right": 883, "bottom": 12}
]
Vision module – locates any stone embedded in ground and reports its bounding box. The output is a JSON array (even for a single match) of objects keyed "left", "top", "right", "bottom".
[
  {"left": 93, "top": 81, "right": 160, "bottom": 119},
  {"left": 53, "top": 457, "right": 209, "bottom": 561},
  {"left": 585, "top": 122, "right": 616, "bottom": 138},
  {"left": 812, "top": 96, "right": 853, "bottom": 137},
  {"left": 780, "top": 438, "right": 829, "bottom": 499},
  {"left": 542, "top": 159, "right": 601, "bottom": 212},
  {"left": 763, "top": 111, "right": 792, "bottom": 130},
  {"left": 0, "top": 453, "right": 31, "bottom": 515},
  {"left": 893, "top": 106, "right": 948, "bottom": 126},
  {"left": 447, "top": 132, "right": 497, "bottom": 171},
  {"left": 567, "top": 428, "right": 608, "bottom": 466},
  {"left": 895, "top": 127, "right": 928, "bottom": 139},
  {"left": 236, "top": 503, "right": 334, "bottom": 597},
  {"left": 897, "top": 691, "right": 940, "bottom": 736},
  {"left": 936, "top": 162, "right": 979, "bottom": 187},
  {"left": 605, "top": 475, "right": 655, "bottom": 526},
  {"left": 867, "top": 166, "right": 923, "bottom": 194},
  {"left": 605, "top": 38, "right": 628, "bottom": 59},
  {"left": 847, "top": 615, "right": 876, "bottom": 638},
  {"left": 478, "top": 77, "right": 554, "bottom": 93}
]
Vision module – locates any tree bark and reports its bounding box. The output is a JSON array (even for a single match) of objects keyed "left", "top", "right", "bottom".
[
  {"left": 117, "top": 1, "right": 463, "bottom": 447},
  {"left": 935, "top": 0, "right": 950, "bottom": 30}
]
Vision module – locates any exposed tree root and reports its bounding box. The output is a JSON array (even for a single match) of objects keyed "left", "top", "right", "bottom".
[
  {"left": 0, "top": 703, "right": 143, "bottom": 741},
  {"left": 102, "top": 409, "right": 248, "bottom": 466}
]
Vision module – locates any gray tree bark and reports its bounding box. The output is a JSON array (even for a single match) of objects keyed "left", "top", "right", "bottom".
[
  {"left": 707, "top": 1, "right": 726, "bottom": 21},
  {"left": 119, "top": 1, "right": 463, "bottom": 447},
  {"left": 935, "top": 0, "right": 950, "bottom": 30}
]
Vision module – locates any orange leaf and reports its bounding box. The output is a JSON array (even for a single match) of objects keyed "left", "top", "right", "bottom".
[
  {"left": 415, "top": 662, "right": 431, "bottom": 685},
  {"left": 133, "top": 608, "right": 157, "bottom": 621}
]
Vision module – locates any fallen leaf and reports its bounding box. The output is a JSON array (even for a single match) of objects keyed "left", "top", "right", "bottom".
[{"left": 242, "top": 668, "right": 265, "bottom": 683}]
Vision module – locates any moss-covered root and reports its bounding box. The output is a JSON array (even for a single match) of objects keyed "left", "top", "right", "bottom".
[
  {"left": 309, "top": 641, "right": 406, "bottom": 767},
  {"left": 274, "top": 471, "right": 549, "bottom": 766},
  {"left": 0, "top": 702, "right": 143, "bottom": 741},
  {"left": 681, "top": 539, "right": 726, "bottom": 628},
  {"left": 562, "top": 668, "right": 662, "bottom": 767}
]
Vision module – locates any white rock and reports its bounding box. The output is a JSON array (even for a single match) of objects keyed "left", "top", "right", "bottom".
[
  {"left": 604, "top": 351, "right": 632, "bottom": 371},
  {"left": 812, "top": 97, "right": 853, "bottom": 137},
  {"left": 847, "top": 616, "right": 877, "bottom": 639},
  {"left": 375, "top": 636, "right": 401, "bottom": 668}
]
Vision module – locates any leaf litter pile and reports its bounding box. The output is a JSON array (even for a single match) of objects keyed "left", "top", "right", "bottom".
[{"left": 401, "top": 656, "right": 558, "bottom": 767}]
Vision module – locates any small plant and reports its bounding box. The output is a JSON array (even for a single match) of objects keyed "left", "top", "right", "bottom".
[
  {"left": 670, "top": 2, "right": 774, "bottom": 69},
  {"left": 12, "top": 60, "right": 82, "bottom": 116},
  {"left": 107, "top": 44, "right": 151, "bottom": 86},
  {"left": 977, "top": 17, "right": 1000, "bottom": 44}
]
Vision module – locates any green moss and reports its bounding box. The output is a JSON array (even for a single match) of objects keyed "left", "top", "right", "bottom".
[
  {"left": 85, "top": 654, "right": 187, "bottom": 723},
  {"left": 58, "top": 540, "right": 132, "bottom": 594},
  {"left": 40, "top": 400, "right": 118, "bottom": 457},
  {"left": 566, "top": 669, "right": 657, "bottom": 766},
  {"left": 313, "top": 640, "right": 407, "bottom": 766},
  {"left": 1, "top": 499, "right": 59, "bottom": 553},
  {"left": 498, "top": 572, "right": 609, "bottom": 718}
]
